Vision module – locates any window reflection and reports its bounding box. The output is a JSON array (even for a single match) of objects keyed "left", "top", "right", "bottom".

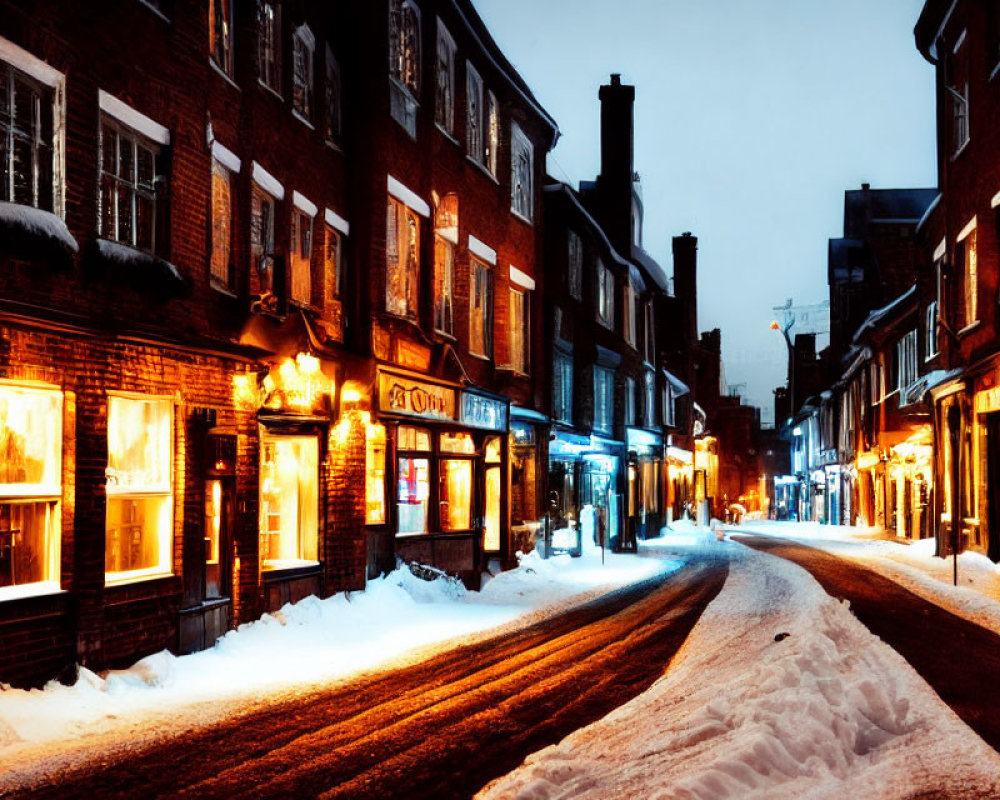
[{"left": 440, "top": 459, "right": 471, "bottom": 531}]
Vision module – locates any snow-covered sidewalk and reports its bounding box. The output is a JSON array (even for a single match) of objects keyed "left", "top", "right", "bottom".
[
  {"left": 479, "top": 537, "right": 1000, "bottom": 799},
  {"left": 0, "top": 539, "right": 677, "bottom": 786},
  {"left": 729, "top": 519, "right": 1000, "bottom": 638}
]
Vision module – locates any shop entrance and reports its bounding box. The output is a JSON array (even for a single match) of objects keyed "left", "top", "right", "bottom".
[
  {"left": 582, "top": 454, "right": 623, "bottom": 550},
  {"left": 986, "top": 413, "right": 1000, "bottom": 562}
]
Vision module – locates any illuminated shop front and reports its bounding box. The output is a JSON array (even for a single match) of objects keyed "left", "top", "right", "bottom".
[
  {"left": 626, "top": 427, "right": 664, "bottom": 541},
  {"left": 376, "top": 367, "right": 508, "bottom": 583},
  {"left": 548, "top": 431, "right": 624, "bottom": 552},
  {"left": 666, "top": 444, "right": 694, "bottom": 523},
  {"left": 509, "top": 408, "right": 546, "bottom": 556}
]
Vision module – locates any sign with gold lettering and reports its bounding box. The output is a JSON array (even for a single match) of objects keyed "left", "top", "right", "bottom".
[{"left": 378, "top": 372, "right": 456, "bottom": 421}]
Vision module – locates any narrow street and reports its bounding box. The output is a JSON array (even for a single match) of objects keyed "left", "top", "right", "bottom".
[
  {"left": 734, "top": 533, "right": 1000, "bottom": 754},
  {"left": 4, "top": 557, "right": 728, "bottom": 800}
]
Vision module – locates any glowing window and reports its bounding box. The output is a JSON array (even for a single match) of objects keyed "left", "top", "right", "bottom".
[
  {"left": 259, "top": 433, "right": 318, "bottom": 570},
  {"left": 440, "top": 432, "right": 475, "bottom": 454},
  {"left": 105, "top": 395, "right": 173, "bottom": 583},
  {"left": 440, "top": 459, "right": 471, "bottom": 531},
  {"left": 398, "top": 426, "right": 431, "bottom": 451},
  {"left": 210, "top": 158, "right": 234, "bottom": 290},
  {"left": 290, "top": 206, "right": 314, "bottom": 305},
  {"left": 397, "top": 456, "right": 430, "bottom": 533},
  {"left": 386, "top": 196, "right": 420, "bottom": 318},
  {"left": 366, "top": 424, "right": 387, "bottom": 525}
]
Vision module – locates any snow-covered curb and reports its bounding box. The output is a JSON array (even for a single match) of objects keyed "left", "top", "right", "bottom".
[{"left": 479, "top": 543, "right": 1000, "bottom": 799}]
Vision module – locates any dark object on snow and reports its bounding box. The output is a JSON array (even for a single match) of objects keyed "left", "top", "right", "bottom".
[{"left": 774, "top": 632, "right": 791, "bottom": 642}]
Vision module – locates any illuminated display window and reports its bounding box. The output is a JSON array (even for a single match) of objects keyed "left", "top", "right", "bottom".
[
  {"left": 259, "top": 433, "right": 318, "bottom": 570},
  {"left": 366, "top": 423, "right": 387, "bottom": 525},
  {"left": 397, "top": 456, "right": 430, "bottom": 533},
  {"left": 439, "top": 459, "right": 471, "bottom": 531},
  {"left": 105, "top": 395, "right": 173, "bottom": 584},
  {"left": 484, "top": 437, "right": 501, "bottom": 550},
  {"left": 440, "top": 432, "right": 475, "bottom": 454},
  {"left": 0, "top": 384, "right": 62, "bottom": 598}
]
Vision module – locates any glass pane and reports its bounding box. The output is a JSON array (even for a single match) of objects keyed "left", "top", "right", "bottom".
[
  {"left": 11, "top": 136, "right": 33, "bottom": 206},
  {"left": 118, "top": 137, "right": 134, "bottom": 183},
  {"left": 260, "top": 436, "right": 318, "bottom": 568},
  {"left": 0, "top": 502, "right": 57, "bottom": 589},
  {"left": 106, "top": 496, "right": 171, "bottom": 575},
  {"left": 107, "top": 396, "right": 172, "bottom": 491},
  {"left": 11, "top": 78, "right": 34, "bottom": 137},
  {"left": 440, "top": 459, "right": 471, "bottom": 531},
  {"left": 205, "top": 479, "right": 221, "bottom": 565},
  {"left": 397, "top": 456, "right": 429, "bottom": 533},
  {"left": 366, "top": 424, "right": 386, "bottom": 525},
  {"left": 137, "top": 146, "right": 155, "bottom": 190},
  {"left": 440, "top": 432, "right": 475, "bottom": 454},
  {"left": 484, "top": 466, "right": 501, "bottom": 550},
  {"left": 136, "top": 193, "right": 154, "bottom": 251},
  {"left": 100, "top": 175, "right": 116, "bottom": 239},
  {"left": 0, "top": 386, "right": 62, "bottom": 494},
  {"left": 399, "top": 426, "right": 431, "bottom": 451},
  {"left": 117, "top": 184, "right": 134, "bottom": 244},
  {"left": 101, "top": 125, "right": 117, "bottom": 175},
  {"left": 485, "top": 436, "right": 502, "bottom": 463}
]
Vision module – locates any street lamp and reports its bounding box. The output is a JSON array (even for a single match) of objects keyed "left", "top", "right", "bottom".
[{"left": 770, "top": 319, "right": 795, "bottom": 418}]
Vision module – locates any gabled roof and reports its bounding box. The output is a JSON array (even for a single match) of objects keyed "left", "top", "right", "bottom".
[{"left": 851, "top": 284, "right": 918, "bottom": 345}]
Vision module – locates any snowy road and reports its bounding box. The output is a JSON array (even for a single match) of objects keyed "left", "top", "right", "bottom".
[
  {"left": 734, "top": 532, "right": 1000, "bottom": 753},
  {"left": 3, "top": 558, "right": 727, "bottom": 800}
]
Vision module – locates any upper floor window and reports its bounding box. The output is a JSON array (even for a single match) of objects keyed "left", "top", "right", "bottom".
[
  {"left": 209, "top": 0, "right": 234, "bottom": 76},
  {"left": 567, "top": 230, "right": 582, "bottom": 300},
  {"left": 511, "top": 121, "right": 533, "bottom": 220},
  {"left": 324, "top": 46, "right": 341, "bottom": 144},
  {"left": 663, "top": 380, "right": 676, "bottom": 428},
  {"left": 643, "top": 369, "right": 656, "bottom": 428},
  {"left": 486, "top": 91, "right": 499, "bottom": 176},
  {"left": 210, "top": 156, "right": 235, "bottom": 291},
  {"left": 386, "top": 195, "right": 420, "bottom": 317},
  {"left": 290, "top": 196, "right": 315, "bottom": 305},
  {"left": 257, "top": 1, "right": 282, "bottom": 93},
  {"left": 466, "top": 63, "right": 483, "bottom": 163},
  {"left": 433, "top": 194, "right": 457, "bottom": 335},
  {"left": 435, "top": 21, "right": 456, "bottom": 134},
  {"left": 389, "top": 0, "right": 420, "bottom": 136},
  {"left": 292, "top": 24, "right": 315, "bottom": 122},
  {"left": 509, "top": 286, "right": 529, "bottom": 374},
  {"left": 596, "top": 259, "right": 614, "bottom": 329},
  {"left": 896, "top": 329, "right": 918, "bottom": 399},
  {"left": 98, "top": 100, "right": 169, "bottom": 254},
  {"left": 250, "top": 176, "right": 278, "bottom": 303},
  {"left": 1, "top": 58, "right": 58, "bottom": 212},
  {"left": 623, "top": 278, "right": 637, "bottom": 347},
  {"left": 643, "top": 300, "right": 655, "bottom": 362},
  {"left": 624, "top": 376, "right": 636, "bottom": 427},
  {"left": 0, "top": 383, "right": 62, "bottom": 599},
  {"left": 946, "top": 32, "right": 969, "bottom": 156},
  {"left": 925, "top": 301, "right": 938, "bottom": 360},
  {"left": 469, "top": 257, "right": 493, "bottom": 358},
  {"left": 593, "top": 366, "right": 614, "bottom": 435},
  {"left": 553, "top": 351, "right": 573, "bottom": 424},
  {"left": 958, "top": 221, "right": 977, "bottom": 329},
  {"left": 324, "top": 222, "right": 342, "bottom": 304}
]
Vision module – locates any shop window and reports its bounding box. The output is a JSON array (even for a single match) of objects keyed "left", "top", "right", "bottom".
[
  {"left": 397, "top": 456, "right": 430, "bottom": 533},
  {"left": 257, "top": 1, "right": 281, "bottom": 93},
  {"left": 440, "top": 431, "right": 475, "bottom": 454},
  {"left": 435, "top": 21, "right": 456, "bottom": 134},
  {"left": 291, "top": 24, "right": 315, "bottom": 123},
  {"left": 209, "top": 0, "right": 234, "bottom": 77},
  {"left": 509, "top": 424, "right": 538, "bottom": 526},
  {"left": 366, "top": 423, "right": 386, "bottom": 525},
  {"left": 204, "top": 478, "right": 224, "bottom": 599},
  {"left": 470, "top": 258, "right": 493, "bottom": 358},
  {"left": 439, "top": 459, "right": 471, "bottom": 531},
  {"left": 290, "top": 205, "right": 314, "bottom": 305},
  {"left": 0, "top": 385, "right": 62, "bottom": 598},
  {"left": 260, "top": 433, "right": 318, "bottom": 569},
  {"left": 210, "top": 157, "right": 234, "bottom": 291},
  {"left": 399, "top": 425, "right": 431, "bottom": 451},
  {"left": 484, "top": 436, "right": 501, "bottom": 551},
  {"left": 386, "top": 196, "right": 420, "bottom": 318},
  {"left": 0, "top": 58, "right": 57, "bottom": 211},
  {"left": 105, "top": 395, "right": 173, "bottom": 583}
]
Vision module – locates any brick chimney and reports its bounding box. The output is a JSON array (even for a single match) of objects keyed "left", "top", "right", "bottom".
[
  {"left": 672, "top": 232, "right": 698, "bottom": 349},
  {"left": 597, "top": 73, "right": 635, "bottom": 253}
]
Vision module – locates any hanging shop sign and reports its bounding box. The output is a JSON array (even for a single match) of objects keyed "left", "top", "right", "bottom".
[
  {"left": 378, "top": 372, "right": 456, "bottom": 422},
  {"left": 460, "top": 391, "right": 508, "bottom": 431}
]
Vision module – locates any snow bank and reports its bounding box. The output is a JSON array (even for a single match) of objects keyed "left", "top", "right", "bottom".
[
  {"left": 479, "top": 544, "right": 1000, "bottom": 800},
  {"left": 0, "top": 201, "right": 78, "bottom": 253}
]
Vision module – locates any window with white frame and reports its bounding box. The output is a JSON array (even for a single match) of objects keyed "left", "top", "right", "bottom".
[
  {"left": 388, "top": 0, "right": 421, "bottom": 136},
  {"left": 553, "top": 350, "right": 573, "bottom": 424},
  {"left": 896, "top": 329, "right": 918, "bottom": 399},
  {"left": 596, "top": 259, "right": 614, "bottom": 328},
  {"left": 663, "top": 381, "right": 676, "bottom": 427},
  {"left": 386, "top": 196, "right": 420, "bottom": 317},
  {"left": 105, "top": 394, "right": 173, "bottom": 583},
  {"left": 0, "top": 384, "right": 62, "bottom": 598},
  {"left": 470, "top": 257, "right": 493, "bottom": 357},
  {"left": 925, "top": 301, "right": 939, "bottom": 360},
  {"left": 324, "top": 223, "right": 342, "bottom": 303},
  {"left": 99, "top": 114, "right": 167, "bottom": 254},
  {"left": 509, "top": 287, "right": 529, "bottom": 374},
  {"left": 486, "top": 91, "right": 499, "bottom": 176},
  {"left": 324, "top": 46, "right": 341, "bottom": 144},
  {"left": 946, "top": 32, "right": 969, "bottom": 156},
  {"left": 257, "top": 1, "right": 281, "bottom": 92},
  {"left": 511, "top": 121, "right": 533, "bottom": 220},
  {"left": 210, "top": 157, "right": 234, "bottom": 290},
  {"left": 624, "top": 278, "right": 637, "bottom": 347},
  {"left": 624, "top": 376, "right": 636, "bottom": 427},
  {"left": 466, "top": 63, "right": 483, "bottom": 162},
  {"left": 0, "top": 56, "right": 59, "bottom": 211},
  {"left": 435, "top": 21, "right": 456, "bottom": 134},
  {"left": 292, "top": 24, "right": 315, "bottom": 122},
  {"left": 250, "top": 182, "right": 276, "bottom": 296},
  {"left": 209, "top": 0, "right": 234, "bottom": 76},
  {"left": 433, "top": 194, "right": 457, "bottom": 335},
  {"left": 960, "top": 224, "right": 977, "bottom": 328},
  {"left": 594, "top": 366, "right": 615, "bottom": 435},
  {"left": 259, "top": 432, "right": 318, "bottom": 570},
  {"left": 290, "top": 204, "right": 314, "bottom": 305},
  {"left": 644, "top": 369, "right": 656, "bottom": 428},
  {"left": 567, "top": 230, "right": 582, "bottom": 300}
]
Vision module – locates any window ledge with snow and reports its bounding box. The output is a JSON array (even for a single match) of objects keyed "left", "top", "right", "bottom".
[
  {"left": 84, "top": 239, "right": 189, "bottom": 298},
  {"left": 0, "top": 582, "right": 65, "bottom": 604},
  {"left": 0, "top": 202, "right": 78, "bottom": 270}
]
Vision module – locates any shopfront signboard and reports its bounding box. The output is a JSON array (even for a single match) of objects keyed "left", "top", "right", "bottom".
[
  {"left": 378, "top": 372, "right": 456, "bottom": 422},
  {"left": 460, "top": 391, "right": 508, "bottom": 431}
]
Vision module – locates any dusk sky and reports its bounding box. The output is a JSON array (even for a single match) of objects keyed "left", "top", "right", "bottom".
[{"left": 475, "top": 0, "right": 937, "bottom": 425}]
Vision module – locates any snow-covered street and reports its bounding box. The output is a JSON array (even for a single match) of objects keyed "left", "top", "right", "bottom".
[{"left": 5, "top": 521, "right": 1000, "bottom": 798}]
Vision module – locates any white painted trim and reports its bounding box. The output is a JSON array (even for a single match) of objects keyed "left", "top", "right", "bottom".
[
  {"left": 292, "top": 190, "right": 317, "bottom": 217},
  {"left": 252, "top": 161, "right": 285, "bottom": 201},
  {"left": 387, "top": 175, "right": 430, "bottom": 218},
  {"left": 957, "top": 215, "right": 977, "bottom": 242},
  {"left": 325, "top": 207, "right": 350, "bottom": 236},
  {"left": 509, "top": 264, "right": 535, "bottom": 290},
  {"left": 436, "top": 226, "right": 458, "bottom": 245},
  {"left": 98, "top": 90, "right": 170, "bottom": 145},
  {"left": 991, "top": 189, "right": 1000, "bottom": 209},
  {"left": 468, "top": 235, "right": 496, "bottom": 265},
  {"left": 953, "top": 29, "right": 966, "bottom": 54},
  {"left": 933, "top": 237, "right": 946, "bottom": 262},
  {"left": 0, "top": 35, "right": 63, "bottom": 88},
  {"left": 211, "top": 140, "right": 241, "bottom": 173}
]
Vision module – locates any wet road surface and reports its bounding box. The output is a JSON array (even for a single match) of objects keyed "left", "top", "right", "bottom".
[{"left": 8, "top": 556, "right": 728, "bottom": 800}]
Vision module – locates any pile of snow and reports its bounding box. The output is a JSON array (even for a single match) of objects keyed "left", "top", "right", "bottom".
[
  {"left": 0, "top": 543, "right": 678, "bottom": 784},
  {"left": 479, "top": 544, "right": 1000, "bottom": 800},
  {"left": 0, "top": 201, "right": 78, "bottom": 252}
]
